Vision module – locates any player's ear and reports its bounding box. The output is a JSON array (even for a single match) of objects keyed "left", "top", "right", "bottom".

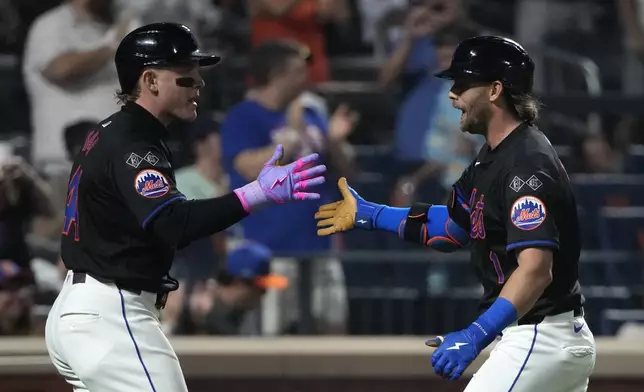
[
  {"left": 141, "top": 70, "right": 159, "bottom": 95},
  {"left": 488, "top": 81, "right": 503, "bottom": 102}
]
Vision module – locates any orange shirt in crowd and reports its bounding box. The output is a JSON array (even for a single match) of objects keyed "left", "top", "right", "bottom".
[{"left": 250, "top": 0, "right": 329, "bottom": 84}]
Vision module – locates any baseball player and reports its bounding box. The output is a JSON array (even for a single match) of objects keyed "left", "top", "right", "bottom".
[
  {"left": 45, "top": 23, "right": 326, "bottom": 392},
  {"left": 315, "top": 36, "right": 596, "bottom": 391}
]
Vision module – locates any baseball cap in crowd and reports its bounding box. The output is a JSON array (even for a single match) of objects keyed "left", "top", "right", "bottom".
[{"left": 226, "top": 243, "right": 288, "bottom": 290}]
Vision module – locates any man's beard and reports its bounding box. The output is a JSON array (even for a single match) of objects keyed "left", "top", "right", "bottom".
[
  {"left": 87, "top": 0, "right": 116, "bottom": 25},
  {"left": 461, "top": 100, "right": 491, "bottom": 136}
]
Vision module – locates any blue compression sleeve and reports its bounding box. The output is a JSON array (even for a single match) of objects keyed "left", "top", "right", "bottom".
[
  {"left": 374, "top": 205, "right": 470, "bottom": 250},
  {"left": 374, "top": 206, "right": 409, "bottom": 232},
  {"left": 466, "top": 297, "right": 518, "bottom": 351}
]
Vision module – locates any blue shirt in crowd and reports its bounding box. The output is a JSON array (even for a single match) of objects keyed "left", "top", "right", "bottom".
[
  {"left": 424, "top": 80, "right": 485, "bottom": 189},
  {"left": 221, "top": 100, "right": 331, "bottom": 252},
  {"left": 394, "top": 36, "right": 443, "bottom": 162}
]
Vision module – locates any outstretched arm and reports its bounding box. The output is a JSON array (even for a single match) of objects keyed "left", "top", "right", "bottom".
[
  {"left": 114, "top": 144, "right": 326, "bottom": 248},
  {"left": 315, "top": 178, "right": 469, "bottom": 252}
]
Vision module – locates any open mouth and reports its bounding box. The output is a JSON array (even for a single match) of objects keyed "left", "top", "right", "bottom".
[
  {"left": 188, "top": 98, "right": 198, "bottom": 108},
  {"left": 458, "top": 108, "right": 466, "bottom": 124}
]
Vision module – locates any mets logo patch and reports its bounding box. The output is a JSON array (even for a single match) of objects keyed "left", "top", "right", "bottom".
[
  {"left": 134, "top": 169, "right": 170, "bottom": 198},
  {"left": 511, "top": 196, "right": 546, "bottom": 231}
]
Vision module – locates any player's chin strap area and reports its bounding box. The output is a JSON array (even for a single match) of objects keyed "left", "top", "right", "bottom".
[{"left": 402, "top": 203, "right": 470, "bottom": 252}]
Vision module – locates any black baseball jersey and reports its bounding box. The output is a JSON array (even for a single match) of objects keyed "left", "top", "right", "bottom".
[
  {"left": 60, "top": 102, "right": 187, "bottom": 292},
  {"left": 448, "top": 123, "right": 583, "bottom": 321}
]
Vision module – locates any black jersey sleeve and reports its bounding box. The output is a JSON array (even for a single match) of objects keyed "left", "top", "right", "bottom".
[
  {"left": 111, "top": 144, "right": 249, "bottom": 248},
  {"left": 503, "top": 168, "right": 560, "bottom": 253},
  {"left": 111, "top": 145, "right": 186, "bottom": 228},
  {"left": 448, "top": 164, "right": 475, "bottom": 233}
]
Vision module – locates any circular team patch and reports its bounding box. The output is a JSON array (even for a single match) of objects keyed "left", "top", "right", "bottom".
[
  {"left": 134, "top": 169, "right": 170, "bottom": 198},
  {"left": 510, "top": 196, "right": 546, "bottom": 231}
]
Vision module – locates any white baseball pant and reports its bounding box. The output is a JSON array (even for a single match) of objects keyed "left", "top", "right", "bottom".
[
  {"left": 464, "top": 310, "right": 596, "bottom": 392},
  {"left": 45, "top": 271, "right": 188, "bottom": 392}
]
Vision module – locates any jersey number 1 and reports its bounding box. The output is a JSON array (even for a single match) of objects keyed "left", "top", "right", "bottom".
[{"left": 62, "top": 167, "right": 82, "bottom": 241}]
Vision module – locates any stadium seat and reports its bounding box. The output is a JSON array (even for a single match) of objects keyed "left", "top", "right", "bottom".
[
  {"left": 577, "top": 207, "right": 601, "bottom": 250},
  {"left": 624, "top": 145, "right": 644, "bottom": 174},
  {"left": 595, "top": 208, "right": 644, "bottom": 290},
  {"left": 598, "top": 207, "right": 644, "bottom": 251},
  {"left": 572, "top": 174, "right": 644, "bottom": 212}
]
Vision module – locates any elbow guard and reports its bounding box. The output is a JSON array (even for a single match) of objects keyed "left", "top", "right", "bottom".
[{"left": 402, "top": 203, "right": 470, "bottom": 252}]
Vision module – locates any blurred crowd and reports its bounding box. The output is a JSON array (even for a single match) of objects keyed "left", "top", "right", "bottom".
[{"left": 0, "top": 0, "right": 641, "bottom": 338}]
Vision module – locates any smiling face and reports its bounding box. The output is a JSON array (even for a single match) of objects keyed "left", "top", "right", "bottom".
[
  {"left": 447, "top": 79, "right": 503, "bottom": 135},
  {"left": 140, "top": 62, "right": 204, "bottom": 122}
]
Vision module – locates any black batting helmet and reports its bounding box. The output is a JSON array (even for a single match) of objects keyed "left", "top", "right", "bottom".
[
  {"left": 435, "top": 36, "right": 534, "bottom": 94},
  {"left": 115, "top": 23, "right": 221, "bottom": 95}
]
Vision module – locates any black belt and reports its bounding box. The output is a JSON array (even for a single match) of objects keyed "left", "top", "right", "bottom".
[
  {"left": 517, "top": 306, "right": 583, "bottom": 326},
  {"left": 71, "top": 272, "right": 176, "bottom": 310}
]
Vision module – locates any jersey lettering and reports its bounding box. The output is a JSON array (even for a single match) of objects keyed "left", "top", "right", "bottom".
[
  {"left": 62, "top": 166, "right": 82, "bottom": 241},
  {"left": 469, "top": 188, "right": 486, "bottom": 239},
  {"left": 81, "top": 130, "right": 99, "bottom": 156}
]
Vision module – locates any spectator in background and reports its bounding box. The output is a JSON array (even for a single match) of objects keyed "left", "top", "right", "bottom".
[
  {"left": 166, "top": 242, "right": 288, "bottom": 336},
  {"left": 0, "top": 0, "right": 63, "bottom": 56},
  {"left": 171, "top": 114, "right": 229, "bottom": 289},
  {"left": 373, "top": 0, "right": 465, "bottom": 59},
  {"left": 616, "top": 1, "right": 644, "bottom": 149},
  {"left": 577, "top": 133, "right": 624, "bottom": 174},
  {"left": 176, "top": 114, "right": 228, "bottom": 202},
  {"left": 378, "top": 1, "right": 471, "bottom": 203},
  {"left": 515, "top": 0, "right": 598, "bottom": 94},
  {"left": 30, "top": 120, "right": 99, "bottom": 245},
  {"left": 391, "top": 26, "right": 482, "bottom": 206},
  {"left": 0, "top": 154, "right": 56, "bottom": 280},
  {"left": 0, "top": 260, "right": 35, "bottom": 335},
  {"left": 0, "top": 151, "right": 56, "bottom": 332},
  {"left": 379, "top": 0, "right": 467, "bottom": 159},
  {"left": 221, "top": 40, "right": 357, "bottom": 335},
  {"left": 118, "top": 0, "right": 222, "bottom": 41},
  {"left": 618, "top": 0, "right": 644, "bottom": 97},
  {"left": 355, "top": 0, "right": 407, "bottom": 54},
  {"left": 249, "top": 0, "right": 351, "bottom": 85},
  {"left": 22, "top": 0, "right": 138, "bottom": 169}
]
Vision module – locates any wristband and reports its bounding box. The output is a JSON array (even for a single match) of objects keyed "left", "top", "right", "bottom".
[
  {"left": 354, "top": 199, "right": 384, "bottom": 230},
  {"left": 466, "top": 297, "right": 518, "bottom": 351},
  {"left": 233, "top": 181, "right": 267, "bottom": 212}
]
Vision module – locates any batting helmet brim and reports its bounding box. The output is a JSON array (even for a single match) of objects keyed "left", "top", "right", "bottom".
[
  {"left": 434, "top": 64, "right": 485, "bottom": 80},
  {"left": 187, "top": 52, "right": 222, "bottom": 67}
]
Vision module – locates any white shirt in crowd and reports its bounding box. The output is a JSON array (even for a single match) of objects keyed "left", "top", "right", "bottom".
[
  {"left": 22, "top": 4, "right": 138, "bottom": 165},
  {"left": 118, "top": 0, "right": 221, "bottom": 34}
]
